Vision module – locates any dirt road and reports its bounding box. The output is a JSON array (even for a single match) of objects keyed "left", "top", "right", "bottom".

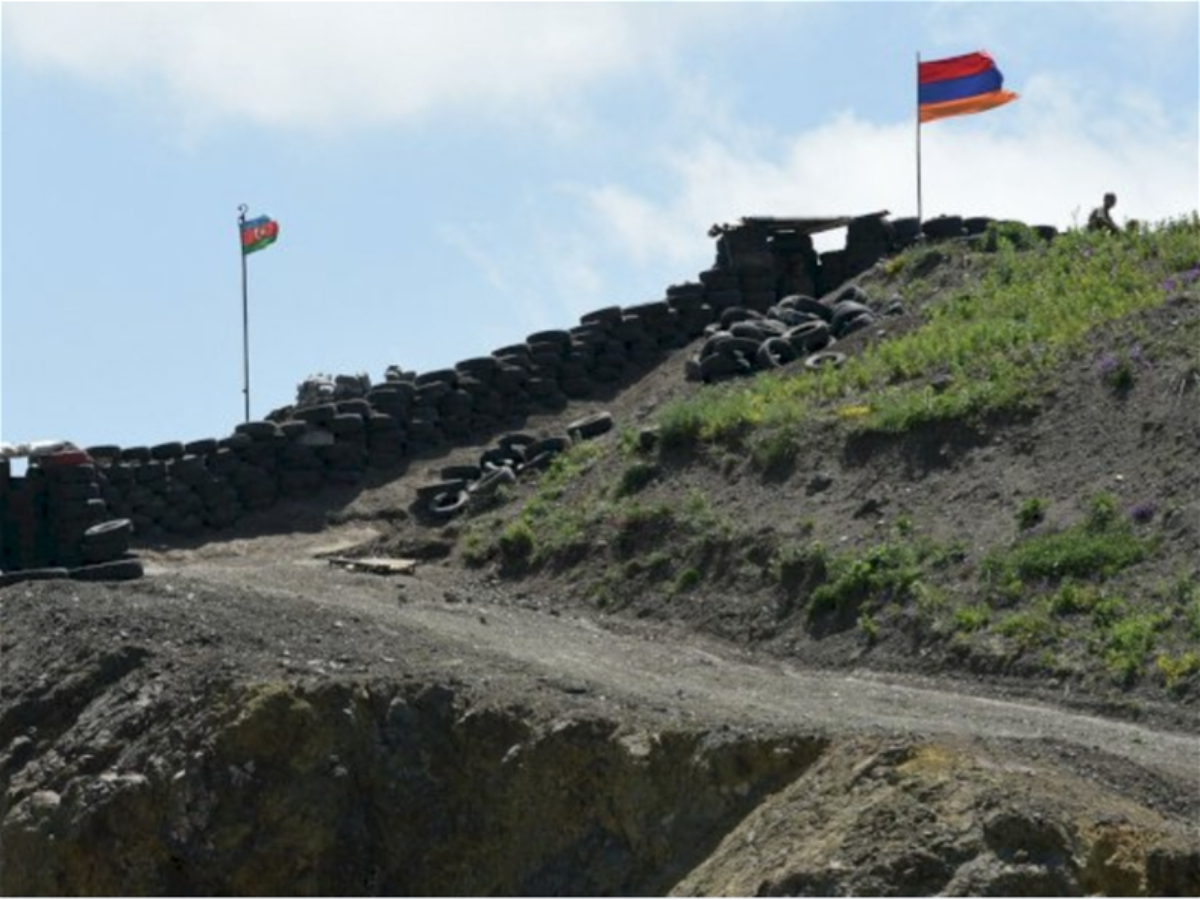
[{"left": 140, "top": 528, "right": 1200, "bottom": 796}]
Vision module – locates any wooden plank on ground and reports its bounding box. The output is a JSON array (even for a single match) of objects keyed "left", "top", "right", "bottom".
[{"left": 325, "top": 556, "right": 417, "bottom": 576}]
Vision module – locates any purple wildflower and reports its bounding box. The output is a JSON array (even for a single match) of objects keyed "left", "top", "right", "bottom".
[
  {"left": 1129, "top": 501, "right": 1156, "bottom": 524},
  {"left": 1098, "top": 353, "right": 1118, "bottom": 376},
  {"left": 1162, "top": 278, "right": 1178, "bottom": 293}
]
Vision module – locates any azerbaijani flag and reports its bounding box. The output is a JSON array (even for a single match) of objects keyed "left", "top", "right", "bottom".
[
  {"left": 918, "top": 51, "right": 1018, "bottom": 124},
  {"left": 241, "top": 215, "right": 280, "bottom": 255}
]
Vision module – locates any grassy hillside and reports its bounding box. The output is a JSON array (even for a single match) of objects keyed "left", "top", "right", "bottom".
[{"left": 449, "top": 215, "right": 1200, "bottom": 706}]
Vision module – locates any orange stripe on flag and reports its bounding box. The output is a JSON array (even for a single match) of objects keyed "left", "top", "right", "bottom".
[{"left": 919, "top": 89, "right": 1018, "bottom": 124}]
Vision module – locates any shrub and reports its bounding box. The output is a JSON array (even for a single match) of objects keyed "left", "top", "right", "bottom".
[
  {"left": 1048, "top": 580, "right": 1101, "bottom": 616},
  {"left": 955, "top": 604, "right": 991, "bottom": 633},
  {"left": 674, "top": 568, "right": 702, "bottom": 594},
  {"left": 1016, "top": 497, "right": 1047, "bottom": 530},
  {"left": 1155, "top": 652, "right": 1200, "bottom": 691},
  {"left": 809, "top": 542, "right": 923, "bottom": 617},
  {"left": 1098, "top": 352, "right": 1135, "bottom": 393},
  {"left": 997, "top": 608, "right": 1060, "bottom": 649},
  {"left": 615, "top": 461, "right": 660, "bottom": 498},
  {"left": 1086, "top": 492, "right": 1121, "bottom": 532},
  {"left": 857, "top": 611, "right": 880, "bottom": 643},
  {"left": 1102, "top": 612, "right": 1164, "bottom": 685},
  {"left": 498, "top": 520, "right": 535, "bottom": 565},
  {"left": 460, "top": 526, "right": 493, "bottom": 567},
  {"left": 982, "top": 506, "right": 1148, "bottom": 586}
]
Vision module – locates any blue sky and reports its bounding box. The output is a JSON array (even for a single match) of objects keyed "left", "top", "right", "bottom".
[{"left": 3, "top": 1, "right": 1197, "bottom": 452}]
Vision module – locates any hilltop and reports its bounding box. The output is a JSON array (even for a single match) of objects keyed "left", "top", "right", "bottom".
[
  {"left": 342, "top": 217, "right": 1200, "bottom": 722},
  {"left": 2, "top": 217, "right": 1199, "bottom": 896}
]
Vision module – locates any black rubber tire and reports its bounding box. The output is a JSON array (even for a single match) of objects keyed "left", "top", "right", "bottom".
[
  {"left": 121, "top": 446, "right": 153, "bottom": 463},
  {"left": 891, "top": 217, "right": 922, "bottom": 248},
  {"left": 566, "top": 412, "right": 613, "bottom": 440},
  {"left": 468, "top": 466, "right": 517, "bottom": 496},
  {"left": 336, "top": 399, "right": 372, "bottom": 418},
  {"left": 427, "top": 490, "right": 469, "bottom": 518},
  {"left": 700, "top": 332, "right": 735, "bottom": 359},
  {"left": 786, "top": 320, "right": 832, "bottom": 354},
  {"left": 85, "top": 445, "right": 123, "bottom": 461},
  {"left": 479, "top": 448, "right": 523, "bottom": 473},
  {"left": 964, "top": 216, "right": 995, "bottom": 236},
  {"left": 455, "top": 357, "right": 500, "bottom": 377},
  {"left": 150, "top": 441, "right": 186, "bottom": 461},
  {"left": 219, "top": 433, "right": 254, "bottom": 451},
  {"left": 839, "top": 312, "right": 875, "bottom": 337},
  {"left": 293, "top": 404, "right": 337, "bottom": 425},
  {"left": 922, "top": 216, "right": 965, "bottom": 240},
  {"left": 729, "top": 321, "right": 770, "bottom": 341},
  {"left": 83, "top": 519, "right": 134, "bottom": 540},
  {"left": 498, "top": 432, "right": 537, "bottom": 452},
  {"left": 524, "top": 436, "right": 571, "bottom": 459},
  {"left": 82, "top": 536, "right": 131, "bottom": 565},
  {"left": 723, "top": 336, "right": 764, "bottom": 358},
  {"left": 699, "top": 352, "right": 741, "bottom": 381},
  {"left": 440, "top": 464, "right": 483, "bottom": 482},
  {"left": 805, "top": 351, "right": 847, "bottom": 370},
  {"left": 526, "top": 329, "right": 572, "bottom": 348},
  {"left": 756, "top": 337, "right": 800, "bottom": 369},
  {"left": 493, "top": 343, "right": 532, "bottom": 361},
  {"left": 831, "top": 300, "right": 872, "bottom": 336},
  {"left": 70, "top": 557, "right": 145, "bottom": 582},
  {"left": 777, "top": 294, "right": 833, "bottom": 322},
  {"left": 719, "top": 306, "right": 762, "bottom": 330},
  {"left": 184, "top": 438, "right": 219, "bottom": 456},
  {"left": 235, "top": 421, "right": 280, "bottom": 440},
  {"left": 580, "top": 306, "right": 624, "bottom": 327},
  {"left": 414, "top": 369, "right": 459, "bottom": 388},
  {"left": 415, "top": 478, "right": 468, "bottom": 501},
  {"left": 520, "top": 451, "right": 556, "bottom": 472},
  {"left": 0, "top": 568, "right": 71, "bottom": 588},
  {"left": 328, "top": 414, "right": 366, "bottom": 436}
]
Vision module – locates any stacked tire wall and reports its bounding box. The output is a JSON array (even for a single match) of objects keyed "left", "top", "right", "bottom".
[{"left": 0, "top": 214, "right": 1057, "bottom": 550}]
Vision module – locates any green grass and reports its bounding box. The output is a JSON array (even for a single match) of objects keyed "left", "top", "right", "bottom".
[
  {"left": 996, "top": 604, "right": 1061, "bottom": 650},
  {"left": 1155, "top": 651, "right": 1200, "bottom": 691},
  {"left": 808, "top": 540, "right": 929, "bottom": 618},
  {"left": 498, "top": 519, "right": 535, "bottom": 566},
  {"left": 982, "top": 493, "right": 1152, "bottom": 591},
  {"left": 674, "top": 567, "right": 702, "bottom": 594},
  {"left": 615, "top": 461, "right": 660, "bottom": 497},
  {"left": 653, "top": 215, "right": 1200, "bottom": 451},
  {"left": 1016, "top": 497, "right": 1047, "bottom": 530},
  {"left": 1102, "top": 611, "right": 1166, "bottom": 685},
  {"left": 955, "top": 604, "right": 991, "bottom": 633}
]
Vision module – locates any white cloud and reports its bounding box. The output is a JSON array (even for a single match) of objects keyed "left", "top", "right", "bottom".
[
  {"left": 575, "top": 78, "right": 1198, "bottom": 263},
  {"left": 2, "top": 3, "right": 726, "bottom": 132}
]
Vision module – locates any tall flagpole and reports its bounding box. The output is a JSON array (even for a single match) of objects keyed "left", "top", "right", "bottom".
[
  {"left": 916, "top": 51, "right": 923, "bottom": 225},
  {"left": 237, "top": 204, "right": 251, "bottom": 423}
]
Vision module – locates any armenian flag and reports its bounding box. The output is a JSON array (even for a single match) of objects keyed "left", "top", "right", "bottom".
[
  {"left": 240, "top": 215, "right": 280, "bottom": 255},
  {"left": 918, "top": 51, "right": 1018, "bottom": 124}
]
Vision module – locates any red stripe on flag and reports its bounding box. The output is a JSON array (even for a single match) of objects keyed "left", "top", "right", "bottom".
[{"left": 919, "top": 51, "right": 996, "bottom": 85}]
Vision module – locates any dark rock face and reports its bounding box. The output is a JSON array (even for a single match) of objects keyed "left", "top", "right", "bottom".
[{"left": 1, "top": 670, "right": 824, "bottom": 895}]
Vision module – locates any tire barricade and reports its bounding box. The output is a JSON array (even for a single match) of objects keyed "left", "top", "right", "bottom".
[
  {"left": 413, "top": 412, "right": 614, "bottom": 522},
  {"left": 0, "top": 213, "right": 1054, "bottom": 555},
  {"left": 0, "top": 453, "right": 143, "bottom": 586},
  {"left": 684, "top": 284, "right": 900, "bottom": 384}
]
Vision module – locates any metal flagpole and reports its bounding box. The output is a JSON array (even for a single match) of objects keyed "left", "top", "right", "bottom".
[
  {"left": 237, "top": 204, "right": 251, "bottom": 422},
  {"left": 916, "top": 52, "right": 923, "bottom": 225}
]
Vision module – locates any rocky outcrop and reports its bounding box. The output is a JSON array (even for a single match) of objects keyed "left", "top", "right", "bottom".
[{"left": 3, "top": 674, "right": 825, "bottom": 895}]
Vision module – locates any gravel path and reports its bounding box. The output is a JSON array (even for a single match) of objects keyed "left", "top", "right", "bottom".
[{"left": 141, "top": 530, "right": 1200, "bottom": 793}]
